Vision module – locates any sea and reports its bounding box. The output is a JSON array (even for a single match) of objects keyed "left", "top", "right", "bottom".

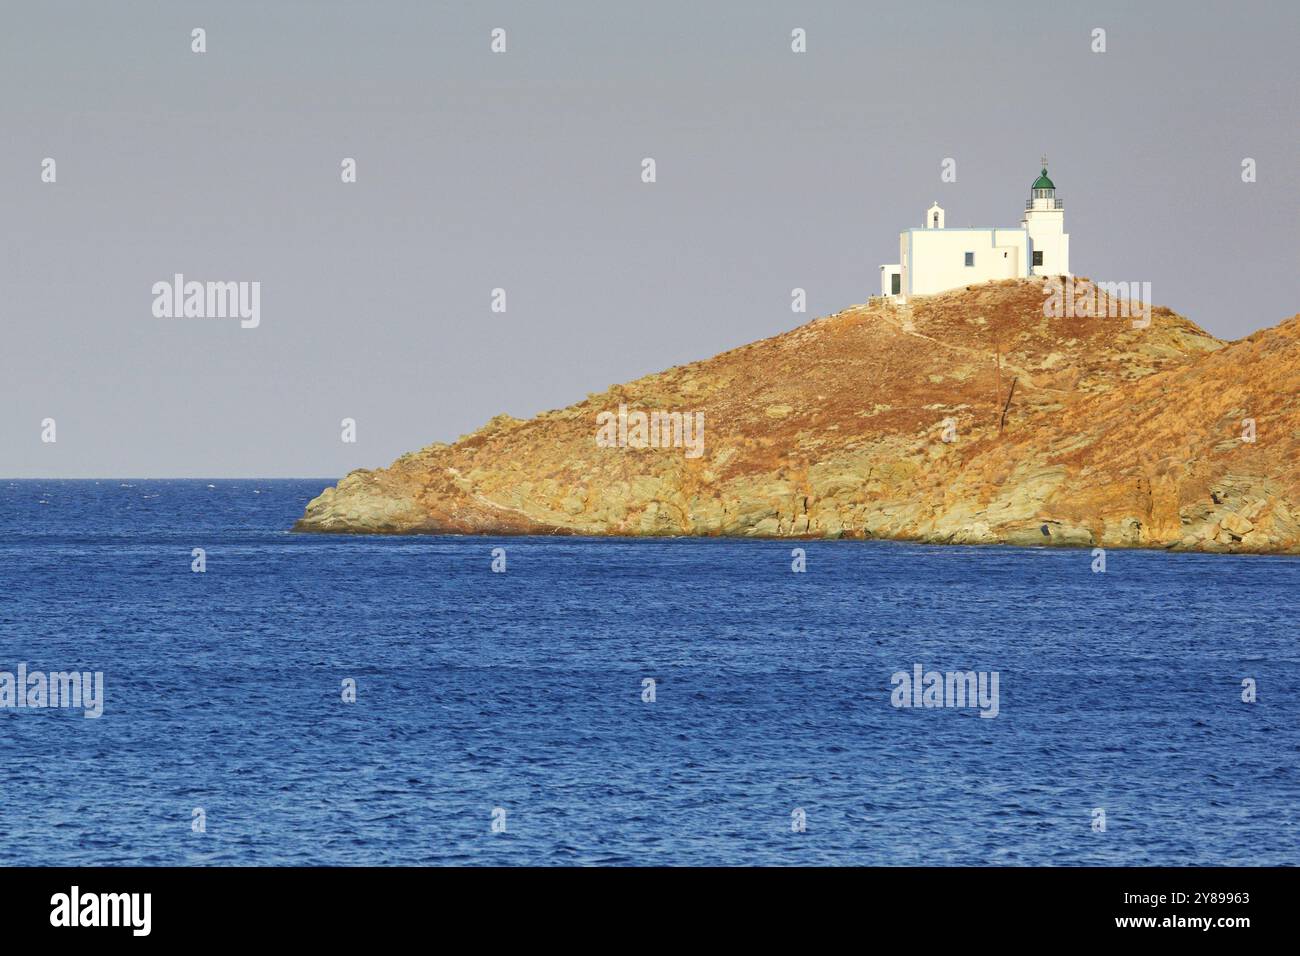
[{"left": 0, "top": 479, "right": 1295, "bottom": 865}]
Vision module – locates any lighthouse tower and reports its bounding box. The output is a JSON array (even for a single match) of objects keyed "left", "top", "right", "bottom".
[{"left": 1020, "top": 157, "right": 1070, "bottom": 277}]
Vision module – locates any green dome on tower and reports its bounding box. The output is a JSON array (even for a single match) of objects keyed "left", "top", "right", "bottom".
[{"left": 1031, "top": 167, "right": 1055, "bottom": 190}]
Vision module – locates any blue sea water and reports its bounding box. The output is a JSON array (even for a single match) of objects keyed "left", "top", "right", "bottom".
[{"left": 0, "top": 479, "right": 1295, "bottom": 866}]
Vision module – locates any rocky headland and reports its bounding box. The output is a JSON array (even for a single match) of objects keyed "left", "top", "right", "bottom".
[{"left": 295, "top": 279, "right": 1300, "bottom": 553}]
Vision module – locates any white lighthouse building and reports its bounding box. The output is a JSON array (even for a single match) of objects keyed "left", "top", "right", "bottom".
[{"left": 880, "top": 160, "right": 1070, "bottom": 302}]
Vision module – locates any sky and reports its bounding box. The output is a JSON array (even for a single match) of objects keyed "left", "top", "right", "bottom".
[{"left": 2, "top": 0, "right": 1297, "bottom": 477}]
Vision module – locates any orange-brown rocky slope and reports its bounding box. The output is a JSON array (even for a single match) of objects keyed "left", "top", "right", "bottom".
[{"left": 294, "top": 279, "right": 1300, "bottom": 553}]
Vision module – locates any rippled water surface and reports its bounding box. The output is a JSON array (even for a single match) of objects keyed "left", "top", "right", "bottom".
[{"left": 0, "top": 479, "right": 1295, "bottom": 865}]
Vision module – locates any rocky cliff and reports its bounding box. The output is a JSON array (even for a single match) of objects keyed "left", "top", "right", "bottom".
[{"left": 295, "top": 279, "right": 1300, "bottom": 553}]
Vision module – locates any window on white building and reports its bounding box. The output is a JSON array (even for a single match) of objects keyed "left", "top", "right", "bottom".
[
  {"left": 1033, "top": 251, "right": 1044, "bottom": 267},
  {"left": 964, "top": 252, "right": 974, "bottom": 267}
]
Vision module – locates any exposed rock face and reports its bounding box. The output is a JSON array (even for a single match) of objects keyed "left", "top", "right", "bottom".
[{"left": 295, "top": 279, "right": 1300, "bottom": 553}]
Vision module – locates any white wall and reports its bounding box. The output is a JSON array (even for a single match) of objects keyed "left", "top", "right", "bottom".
[
  {"left": 903, "top": 228, "right": 1029, "bottom": 296},
  {"left": 1029, "top": 230, "right": 1070, "bottom": 276},
  {"left": 1022, "top": 206, "right": 1070, "bottom": 276},
  {"left": 880, "top": 264, "right": 902, "bottom": 297}
]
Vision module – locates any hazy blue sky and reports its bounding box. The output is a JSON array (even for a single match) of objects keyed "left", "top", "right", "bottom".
[{"left": 3, "top": 0, "right": 1296, "bottom": 477}]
